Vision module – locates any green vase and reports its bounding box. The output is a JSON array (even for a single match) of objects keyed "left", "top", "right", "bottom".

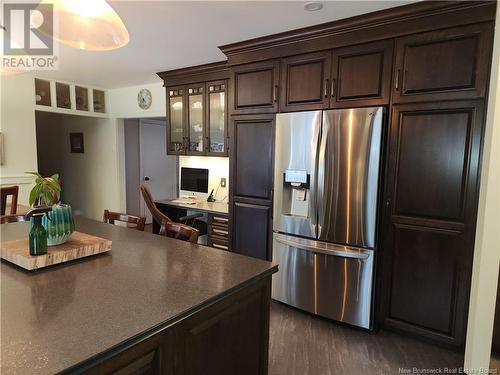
[{"left": 30, "top": 204, "right": 75, "bottom": 246}]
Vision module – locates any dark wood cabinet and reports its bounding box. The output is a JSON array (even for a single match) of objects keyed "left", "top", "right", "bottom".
[
  {"left": 279, "top": 40, "right": 393, "bottom": 111},
  {"left": 280, "top": 51, "right": 332, "bottom": 111},
  {"left": 231, "top": 202, "right": 272, "bottom": 261},
  {"left": 231, "top": 114, "right": 275, "bottom": 200},
  {"left": 166, "top": 81, "right": 228, "bottom": 156},
  {"left": 231, "top": 60, "right": 280, "bottom": 114},
  {"left": 174, "top": 280, "right": 271, "bottom": 375},
  {"left": 379, "top": 100, "right": 484, "bottom": 348},
  {"left": 331, "top": 40, "right": 393, "bottom": 107},
  {"left": 167, "top": 85, "right": 187, "bottom": 155},
  {"left": 229, "top": 114, "right": 274, "bottom": 259},
  {"left": 85, "top": 278, "right": 273, "bottom": 375},
  {"left": 392, "top": 23, "right": 493, "bottom": 103}
]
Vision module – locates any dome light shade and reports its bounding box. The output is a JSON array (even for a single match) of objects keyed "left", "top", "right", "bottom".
[{"left": 41, "top": 0, "right": 129, "bottom": 51}]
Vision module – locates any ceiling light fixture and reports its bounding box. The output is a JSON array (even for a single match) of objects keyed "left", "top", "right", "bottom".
[
  {"left": 39, "top": 0, "right": 129, "bottom": 51},
  {"left": 304, "top": 2, "right": 323, "bottom": 12}
]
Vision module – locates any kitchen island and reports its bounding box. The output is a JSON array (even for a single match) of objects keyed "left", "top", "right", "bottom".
[{"left": 0, "top": 217, "right": 277, "bottom": 374}]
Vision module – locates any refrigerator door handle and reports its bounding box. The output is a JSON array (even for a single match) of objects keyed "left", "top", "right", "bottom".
[
  {"left": 308, "top": 111, "right": 322, "bottom": 234},
  {"left": 316, "top": 113, "right": 330, "bottom": 236},
  {"left": 275, "top": 234, "right": 370, "bottom": 260}
]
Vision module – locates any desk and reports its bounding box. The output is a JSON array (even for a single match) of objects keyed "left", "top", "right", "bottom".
[
  {"left": 154, "top": 200, "right": 230, "bottom": 250},
  {"left": 155, "top": 199, "right": 228, "bottom": 215}
]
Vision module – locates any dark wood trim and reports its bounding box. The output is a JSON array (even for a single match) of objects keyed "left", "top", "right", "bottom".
[
  {"left": 157, "top": 60, "right": 229, "bottom": 87},
  {"left": 219, "top": 1, "right": 496, "bottom": 65}
]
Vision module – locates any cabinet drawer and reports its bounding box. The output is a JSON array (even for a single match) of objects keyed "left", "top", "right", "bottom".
[
  {"left": 209, "top": 225, "right": 229, "bottom": 239},
  {"left": 208, "top": 214, "right": 229, "bottom": 227},
  {"left": 209, "top": 234, "right": 229, "bottom": 251}
]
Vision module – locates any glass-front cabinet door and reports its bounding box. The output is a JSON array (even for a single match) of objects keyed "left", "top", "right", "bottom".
[
  {"left": 207, "top": 81, "right": 227, "bottom": 155},
  {"left": 187, "top": 84, "right": 206, "bottom": 155},
  {"left": 168, "top": 87, "right": 185, "bottom": 154}
]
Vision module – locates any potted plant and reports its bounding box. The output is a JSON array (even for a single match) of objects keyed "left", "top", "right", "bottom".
[{"left": 27, "top": 172, "right": 75, "bottom": 246}]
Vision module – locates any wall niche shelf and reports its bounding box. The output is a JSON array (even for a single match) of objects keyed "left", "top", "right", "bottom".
[{"left": 33, "top": 78, "right": 109, "bottom": 118}]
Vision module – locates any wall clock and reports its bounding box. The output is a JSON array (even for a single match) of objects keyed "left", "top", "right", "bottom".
[{"left": 137, "top": 89, "right": 152, "bottom": 110}]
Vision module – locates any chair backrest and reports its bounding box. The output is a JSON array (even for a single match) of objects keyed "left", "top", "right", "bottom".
[
  {"left": 1, "top": 186, "right": 19, "bottom": 216},
  {"left": 140, "top": 184, "right": 173, "bottom": 227},
  {"left": 164, "top": 221, "right": 199, "bottom": 244},
  {"left": 103, "top": 210, "right": 146, "bottom": 231},
  {"left": 0, "top": 214, "right": 28, "bottom": 224}
]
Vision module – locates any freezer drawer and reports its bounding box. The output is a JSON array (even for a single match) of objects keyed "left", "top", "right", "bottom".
[{"left": 271, "top": 233, "right": 374, "bottom": 329}]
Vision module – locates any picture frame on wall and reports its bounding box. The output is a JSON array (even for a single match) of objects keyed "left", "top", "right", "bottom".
[{"left": 70, "top": 132, "right": 84, "bottom": 153}]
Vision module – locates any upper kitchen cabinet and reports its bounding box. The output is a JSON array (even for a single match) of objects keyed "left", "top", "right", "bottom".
[
  {"left": 186, "top": 83, "right": 206, "bottom": 155},
  {"left": 158, "top": 61, "right": 230, "bottom": 156},
  {"left": 280, "top": 51, "right": 332, "bottom": 112},
  {"left": 331, "top": 40, "right": 393, "bottom": 108},
  {"left": 231, "top": 60, "right": 280, "bottom": 114},
  {"left": 165, "top": 80, "right": 228, "bottom": 156},
  {"left": 167, "top": 86, "right": 186, "bottom": 155},
  {"left": 279, "top": 40, "right": 392, "bottom": 112},
  {"left": 207, "top": 81, "right": 228, "bottom": 155},
  {"left": 392, "top": 23, "right": 493, "bottom": 103}
]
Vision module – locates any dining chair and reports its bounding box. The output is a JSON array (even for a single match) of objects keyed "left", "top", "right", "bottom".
[
  {"left": 164, "top": 221, "right": 199, "bottom": 244},
  {"left": 103, "top": 210, "right": 146, "bottom": 231},
  {"left": 140, "top": 184, "right": 203, "bottom": 236},
  {"left": 0, "top": 214, "right": 28, "bottom": 224},
  {"left": 1, "top": 185, "right": 19, "bottom": 216}
]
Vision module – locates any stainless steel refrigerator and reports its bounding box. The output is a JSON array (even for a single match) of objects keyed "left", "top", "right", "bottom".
[{"left": 272, "top": 107, "right": 384, "bottom": 329}]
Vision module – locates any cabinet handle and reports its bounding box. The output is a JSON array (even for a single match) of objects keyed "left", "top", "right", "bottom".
[
  {"left": 273, "top": 85, "right": 278, "bottom": 103},
  {"left": 395, "top": 69, "right": 400, "bottom": 91},
  {"left": 330, "top": 79, "right": 336, "bottom": 97}
]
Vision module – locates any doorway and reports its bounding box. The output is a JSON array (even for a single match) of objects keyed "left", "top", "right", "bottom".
[{"left": 124, "top": 118, "right": 177, "bottom": 224}]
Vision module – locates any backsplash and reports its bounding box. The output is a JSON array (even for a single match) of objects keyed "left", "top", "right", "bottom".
[{"left": 179, "top": 156, "right": 229, "bottom": 201}]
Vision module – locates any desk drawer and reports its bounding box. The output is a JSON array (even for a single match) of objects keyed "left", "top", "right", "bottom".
[
  {"left": 209, "top": 234, "right": 229, "bottom": 251},
  {"left": 209, "top": 214, "right": 229, "bottom": 227},
  {"left": 209, "top": 225, "right": 229, "bottom": 239}
]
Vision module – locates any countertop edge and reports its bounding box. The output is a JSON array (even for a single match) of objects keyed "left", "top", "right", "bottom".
[{"left": 59, "top": 264, "right": 278, "bottom": 375}]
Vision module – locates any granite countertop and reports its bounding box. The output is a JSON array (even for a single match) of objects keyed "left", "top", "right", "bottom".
[{"left": 0, "top": 217, "right": 277, "bottom": 374}]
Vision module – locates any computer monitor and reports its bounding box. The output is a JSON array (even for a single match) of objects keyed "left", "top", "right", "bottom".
[{"left": 180, "top": 167, "right": 209, "bottom": 198}]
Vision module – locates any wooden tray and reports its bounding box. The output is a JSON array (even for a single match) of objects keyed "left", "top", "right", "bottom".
[{"left": 0, "top": 231, "right": 112, "bottom": 270}]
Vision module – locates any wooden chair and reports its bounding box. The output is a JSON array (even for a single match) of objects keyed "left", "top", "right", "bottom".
[
  {"left": 140, "top": 184, "right": 203, "bottom": 236},
  {"left": 0, "top": 214, "right": 28, "bottom": 224},
  {"left": 103, "top": 210, "right": 146, "bottom": 231},
  {"left": 164, "top": 221, "right": 199, "bottom": 244},
  {"left": 1, "top": 186, "right": 19, "bottom": 216}
]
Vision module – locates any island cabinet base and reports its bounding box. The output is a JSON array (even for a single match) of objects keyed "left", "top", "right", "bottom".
[{"left": 83, "top": 277, "right": 272, "bottom": 375}]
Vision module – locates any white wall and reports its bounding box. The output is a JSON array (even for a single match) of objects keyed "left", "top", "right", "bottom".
[
  {"left": 108, "top": 82, "right": 166, "bottom": 118},
  {"left": 36, "top": 111, "right": 123, "bottom": 221},
  {"left": 464, "top": 4, "right": 500, "bottom": 371},
  {"left": 0, "top": 73, "right": 38, "bottom": 204},
  {"left": 179, "top": 156, "right": 229, "bottom": 201}
]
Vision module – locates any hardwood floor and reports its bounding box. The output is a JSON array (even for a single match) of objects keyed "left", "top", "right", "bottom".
[{"left": 269, "top": 301, "right": 465, "bottom": 375}]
